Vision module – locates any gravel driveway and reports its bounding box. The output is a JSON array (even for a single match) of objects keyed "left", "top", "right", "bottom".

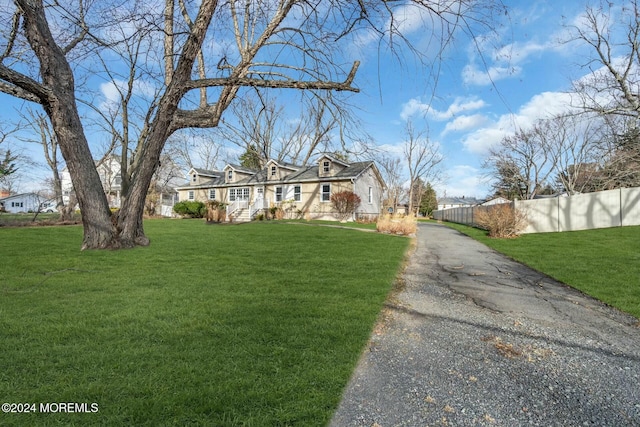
[{"left": 330, "top": 222, "right": 640, "bottom": 426}]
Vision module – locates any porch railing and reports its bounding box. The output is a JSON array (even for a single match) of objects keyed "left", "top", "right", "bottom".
[
  {"left": 227, "top": 199, "right": 248, "bottom": 219},
  {"left": 249, "top": 198, "right": 267, "bottom": 219}
]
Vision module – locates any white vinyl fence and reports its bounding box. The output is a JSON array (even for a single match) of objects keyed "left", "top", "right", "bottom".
[{"left": 432, "top": 187, "right": 640, "bottom": 234}]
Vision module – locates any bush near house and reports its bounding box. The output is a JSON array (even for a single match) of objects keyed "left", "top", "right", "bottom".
[
  {"left": 474, "top": 204, "right": 527, "bottom": 238},
  {"left": 376, "top": 213, "right": 417, "bottom": 235},
  {"left": 173, "top": 200, "right": 206, "bottom": 218},
  {"left": 331, "top": 190, "right": 361, "bottom": 221},
  {"left": 205, "top": 200, "right": 227, "bottom": 223}
]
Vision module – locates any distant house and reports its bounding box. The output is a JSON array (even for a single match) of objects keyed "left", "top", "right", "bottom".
[
  {"left": 60, "top": 155, "right": 179, "bottom": 216},
  {"left": 176, "top": 154, "right": 385, "bottom": 222},
  {"left": 0, "top": 193, "right": 41, "bottom": 213},
  {"left": 480, "top": 197, "right": 511, "bottom": 206},
  {"left": 437, "top": 196, "right": 480, "bottom": 210}
]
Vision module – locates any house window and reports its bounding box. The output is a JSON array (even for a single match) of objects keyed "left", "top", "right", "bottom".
[
  {"left": 275, "top": 186, "right": 283, "bottom": 202},
  {"left": 188, "top": 191, "right": 195, "bottom": 200},
  {"left": 321, "top": 184, "right": 331, "bottom": 202},
  {"left": 368, "top": 187, "right": 373, "bottom": 204},
  {"left": 323, "top": 161, "right": 330, "bottom": 173},
  {"left": 230, "top": 188, "right": 249, "bottom": 201},
  {"left": 192, "top": 174, "right": 197, "bottom": 183},
  {"left": 271, "top": 166, "right": 277, "bottom": 176},
  {"left": 294, "top": 185, "right": 301, "bottom": 202},
  {"left": 208, "top": 189, "right": 215, "bottom": 200},
  {"left": 227, "top": 170, "right": 233, "bottom": 181}
]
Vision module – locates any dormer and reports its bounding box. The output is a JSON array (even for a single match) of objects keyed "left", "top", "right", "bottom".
[
  {"left": 265, "top": 159, "right": 300, "bottom": 181},
  {"left": 188, "top": 168, "right": 221, "bottom": 186},
  {"left": 318, "top": 154, "right": 349, "bottom": 178},
  {"left": 223, "top": 164, "right": 257, "bottom": 184}
]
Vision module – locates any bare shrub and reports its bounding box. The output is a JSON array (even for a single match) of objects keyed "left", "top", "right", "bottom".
[
  {"left": 376, "top": 214, "right": 417, "bottom": 236},
  {"left": 474, "top": 204, "right": 527, "bottom": 238},
  {"left": 330, "top": 191, "right": 361, "bottom": 221}
]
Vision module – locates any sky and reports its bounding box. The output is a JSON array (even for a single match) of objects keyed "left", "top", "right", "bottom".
[
  {"left": 0, "top": 0, "right": 619, "bottom": 199},
  {"left": 348, "top": 0, "right": 598, "bottom": 199}
]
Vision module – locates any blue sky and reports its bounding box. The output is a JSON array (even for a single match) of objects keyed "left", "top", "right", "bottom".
[
  {"left": 0, "top": 0, "right": 612, "bottom": 198},
  {"left": 348, "top": 0, "right": 598, "bottom": 199}
]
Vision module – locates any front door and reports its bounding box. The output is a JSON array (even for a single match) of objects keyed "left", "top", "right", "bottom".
[{"left": 255, "top": 187, "right": 264, "bottom": 207}]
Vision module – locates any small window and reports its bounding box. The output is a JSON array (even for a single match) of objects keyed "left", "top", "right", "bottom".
[
  {"left": 321, "top": 184, "right": 330, "bottom": 202},
  {"left": 192, "top": 174, "right": 197, "bottom": 182},
  {"left": 271, "top": 166, "right": 277, "bottom": 176},
  {"left": 275, "top": 186, "right": 283, "bottom": 202},
  {"left": 323, "top": 161, "right": 330, "bottom": 173},
  {"left": 294, "top": 185, "right": 301, "bottom": 202},
  {"left": 368, "top": 187, "right": 373, "bottom": 204},
  {"left": 188, "top": 191, "right": 195, "bottom": 200},
  {"left": 227, "top": 170, "right": 233, "bottom": 181},
  {"left": 209, "top": 189, "right": 215, "bottom": 200}
]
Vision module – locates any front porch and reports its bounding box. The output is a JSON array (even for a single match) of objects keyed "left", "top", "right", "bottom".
[{"left": 226, "top": 187, "right": 267, "bottom": 222}]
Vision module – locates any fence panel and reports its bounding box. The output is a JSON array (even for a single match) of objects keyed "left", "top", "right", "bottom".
[
  {"left": 558, "top": 190, "right": 621, "bottom": 232},
  {"left": 432, "top": 185, "right": 640, "bottom": 234},
  {"left": 622, "top": 187, "right": 640, "bottom": 226}
]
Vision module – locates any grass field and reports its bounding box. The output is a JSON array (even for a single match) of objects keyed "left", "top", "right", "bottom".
[
  {"left": 440, "top": 221, "right": 640, "bottom": 319},
  {"left": 0, "top": 220, "right": 409, "bottom": 426}
]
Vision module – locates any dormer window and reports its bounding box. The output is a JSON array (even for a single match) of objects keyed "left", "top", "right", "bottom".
[
  {"left": 227, "top": 170, "right": 233, "bottom": 181},
  {"left": 271, "top": 166, "right": 277, "bottom": 176},
  {"left": 323, "top": 161, "right": 330, "bottom": 173},
  {"left": 192, "top": 174, "right": 197, "bottom": 182}
]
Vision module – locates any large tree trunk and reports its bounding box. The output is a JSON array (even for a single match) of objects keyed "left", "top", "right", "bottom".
[{"left": 18, "top": 0, "right": 118, "bottom": 249}]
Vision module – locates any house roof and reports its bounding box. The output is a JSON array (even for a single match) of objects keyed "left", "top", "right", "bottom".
[
  {"left": 191, "top": 168, "right": 222, "bottom": 177},
  {"left": 224, "top": 164, "right": 259, "bottom": 174},
  {"left": 438, "top": 197, "right": 480, "bottom": 206},
  {"left": 0, "top": 192, "right": 39, "bottom": 201},
  {"left": 264, "top": 159, "right": 302, "bottom": 171},
  {"left": 177, "top": 159, "right": 382, "bottom": 190}
]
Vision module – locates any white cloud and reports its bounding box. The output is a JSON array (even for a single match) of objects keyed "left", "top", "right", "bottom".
[
  {"left": 400, "top": 96, "right": 486, "bottom": 121},
  {"left": 442, "top": 114, "right": 489, "bottom": 134},
  {"left": 462, "top": 63, "right": 522, "bottom": 86},
  {"left": 460, "top": 90, "right": 577, "bottom": 156}
]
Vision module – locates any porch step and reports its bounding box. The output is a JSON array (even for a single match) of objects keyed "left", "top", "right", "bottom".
[{"left": 229, "top": 208, "right": 251, "bottom": 222}]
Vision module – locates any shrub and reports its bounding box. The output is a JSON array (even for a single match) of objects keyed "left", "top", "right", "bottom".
[
  {"left": 173, "top": 201, "right": 207, "bottom": 218},
  {"left": 330, "top": 191, "right": 361, "bottom": 221},
  {"left": 205, "top": 200, "right": 227, "bottom": 222},
  {"left": 376, "top": 214, "right": 417, "bottom": 236},
  {"left": 474, "top": 204, "right": 527, "bottom": 238}
]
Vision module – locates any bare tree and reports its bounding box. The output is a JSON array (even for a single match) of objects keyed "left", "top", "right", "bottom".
[
  {"left": 376, "top": 153, "right": 404, "bottom": 214},
  {"left": 484, "top": 122, "right": 558, "bottom": 200},
  {"left": 403, "top": 121, "right": 443, "bottom": 214},
  {"left": 569, "top": 0, "right": 640, "bottom": 121},
  {"left": 543, "top": 114, "right": 601, "bottom": 194},
  {"left": 0, "top": 0, "right": 504, "bottom": 249}
]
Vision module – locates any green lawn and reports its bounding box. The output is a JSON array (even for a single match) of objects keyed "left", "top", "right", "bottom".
[
  {"left": 0, "top": 220, "right": 409, "bottom": 426},
  {"left": 440, "top": 221, "right": 640, "bottom": 319}
]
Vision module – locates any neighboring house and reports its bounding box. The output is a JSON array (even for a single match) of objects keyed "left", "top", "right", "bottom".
[
  {"left": 176, "top": 154, "right": 385, "bottom": 222},
  {"left": 61, "top": 156, "right": 122, "bottom": 208},
  {"left": 60, "top": 155, "right": 179, "bottom": 216},
  {"left": 0, "top": 193, "right": 42, "bottom": 213},
  {"left": 480, "top": 197, "right": 511, "bottom": 206},
  {"left": 437, "top": 196, "right": 480, "bottom": 210}
]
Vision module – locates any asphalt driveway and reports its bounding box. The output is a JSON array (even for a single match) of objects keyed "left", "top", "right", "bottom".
[{"left": 330, "top": 222, "right": 640, "bottom": 426}]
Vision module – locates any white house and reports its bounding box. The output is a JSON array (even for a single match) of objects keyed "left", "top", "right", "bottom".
[
  {"left": 60, "top": 155, "right": 180, "bottom": 216},
  {"left": 0, "top": 193, "right": 42, "bottom": 213},
  {"left": 437, "top": 196, "right": 480, "bottom": 210}
]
